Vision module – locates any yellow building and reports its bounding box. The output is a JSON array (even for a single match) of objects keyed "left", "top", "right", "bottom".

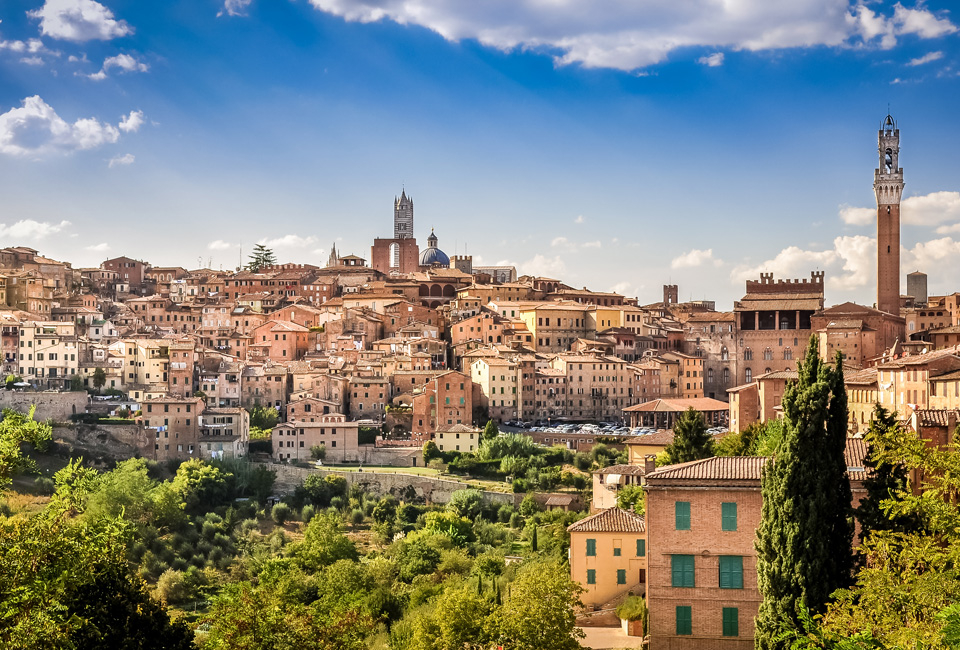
[
  {"left": 568, "top": 507, "right": 647, "bottom": 608},
  {"left": 436, "top": 423, "right": 481, "bottom": 453},
  {"left": 517, "top": 302, "right": 593, "bottom": 354},
  {"left": 470, "top": 357, "right": 518, "bottom": 422},
  {"left": 108, "top": 338, "right": 173, "bottom": 399},
  {"left": 17, "top": 320, "right": 79, "bottom": 387}
]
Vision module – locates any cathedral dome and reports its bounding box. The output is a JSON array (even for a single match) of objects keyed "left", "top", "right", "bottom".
[{"left": 419, "top": 228, "right": 450, "bottom": 266}]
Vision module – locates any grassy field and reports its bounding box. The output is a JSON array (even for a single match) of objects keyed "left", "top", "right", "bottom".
[{"left": 320, "top": 464, "right": 514, "bottom": 493}]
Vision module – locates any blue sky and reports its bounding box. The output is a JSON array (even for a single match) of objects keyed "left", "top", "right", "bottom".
[{"left": 1, "top": 0, "right": 959, "bottom": 308}]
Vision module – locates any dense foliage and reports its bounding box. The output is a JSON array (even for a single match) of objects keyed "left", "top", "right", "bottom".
[{"left": 755, "top": 339, "right": 853, "bottom": 650}]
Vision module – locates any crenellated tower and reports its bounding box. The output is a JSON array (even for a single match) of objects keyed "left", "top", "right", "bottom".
[{"left": 874, "top": 115, "right": 903, "bottom": 315}]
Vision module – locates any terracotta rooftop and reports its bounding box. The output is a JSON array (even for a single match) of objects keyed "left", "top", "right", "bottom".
[
  {"left": 646, "top": 456, "right": 767, "bottom": 481},
  {"left": 595, "top": 464, "right": 646, "bottom": 476},
  {"left": 913, "top": 409, "right": 960, "bottom": 427},
  {"left": 567, "top": 507, "right": 646, "bottom": 533},
  {"left": 623, "top": 397, "right": 730, "bottom": 413},
  {"left": 756, "top": 370, "right": 799, "bottom": 381},
  {"left": 625, "top": 430, "right": 675, "bottom": 446}
]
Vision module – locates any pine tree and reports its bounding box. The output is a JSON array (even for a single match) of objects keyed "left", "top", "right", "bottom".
[
  {"left": 483, "top": 419, "right": 499, "bottom": 442},
  {"left": 755, "top": 337, "right": 854, "bottom": 650},
  {"left": 855, "top": 403, "right": 919, "bottom": 538},
  {"left": 663, "top": 407, "right": 714, "bottom": 465},
  {"left": 246, "top": 244, "right": 276, "bottom": 272}
]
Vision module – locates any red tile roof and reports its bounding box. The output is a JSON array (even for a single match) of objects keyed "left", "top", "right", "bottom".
[
  {"left": 646, "top": 456, "right": 767, "bottom": 481},
  {"left": 567, "top": 507, "right": 646, "bottom": 533}
]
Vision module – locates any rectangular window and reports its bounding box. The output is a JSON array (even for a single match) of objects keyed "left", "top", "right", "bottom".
[
  {"left": 722, "top": 607, "right": 739, "bottom": 637},
  {"left": 586, "top": 538, "right": 596, "bottom": 556},
  {"left": 613, "top": 547, "right": 621, "bottom": 557},
  {"left": 671, "top": 555, "right": 695, "bottom": 588},
  {"left": 586, "top": 569, "right": 596, "bottom": 585},
  {"left": 719, "top": 556, "right": 744, "bottom": 589},
  {"left": 616, "top": 569, "right": 626, "bottom": 585},
  {"left": 722, "top": 502, "right": 737, "bottom": 531},
  {"left": 675, "top": 501, "right": 691, "bottom": 530},
  {"left": 676, "top": 606, "right": 692, "bottom": 635},
  {"left": 636, "top": 539, "right": 646, "bottom": 557}
]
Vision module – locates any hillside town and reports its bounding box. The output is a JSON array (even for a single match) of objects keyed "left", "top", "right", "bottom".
[{"left": 3, "top": 117, "right": 960, "bottom": 649}]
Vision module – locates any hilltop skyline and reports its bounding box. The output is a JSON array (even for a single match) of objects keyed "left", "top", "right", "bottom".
[{"left": 2, "top": 0, "right": 960, "bottom": 307}]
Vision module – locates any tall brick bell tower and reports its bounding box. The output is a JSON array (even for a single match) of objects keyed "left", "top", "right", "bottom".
[{"left": 874, "top": 114, "right": 903, "bottom": 316}]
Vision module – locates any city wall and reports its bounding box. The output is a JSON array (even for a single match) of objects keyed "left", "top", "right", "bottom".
[
  {"left": 261, "top": 462, "right": 521, "bottom": 507},
  {"left": 0, "top": 390, "right": 89, "bottom": 422}
]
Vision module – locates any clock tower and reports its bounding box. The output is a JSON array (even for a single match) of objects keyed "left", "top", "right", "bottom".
[{"left": 874, "top": 115, "right": 903, "bottom": 316}]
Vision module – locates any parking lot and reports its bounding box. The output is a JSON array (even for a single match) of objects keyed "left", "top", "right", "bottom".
[{"left": 500, "top": 420, "right": 727, "bottom": 439}]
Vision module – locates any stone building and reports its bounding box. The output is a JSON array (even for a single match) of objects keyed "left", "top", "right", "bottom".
[{"left": 875, "top": 114, "right": 903, "bottom": 316}]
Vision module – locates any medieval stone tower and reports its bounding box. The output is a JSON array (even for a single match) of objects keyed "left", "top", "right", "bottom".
[
  {"left": 394, "top": 190, "right": 414, "bottom": 240},
  {"left": 874, "top": 114, "right": 903, "bottom": 316}
]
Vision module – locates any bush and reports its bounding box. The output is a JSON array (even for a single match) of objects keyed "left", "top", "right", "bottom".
[
  {"left": 33, "top": 477, "right": 55, "bottom": 495},
  {"left": 511, "top": 478, "right": 528, "bottom": 493},
  {"left": 272, "top": 502, "right": 292, "bottom": 525},
  {"left": 350, "top": 508, "right": 365, "bottom": 525},
  {"left": 497, "top": 504, "right": 514, "bottom": 523},
  {"left": 509, "top": 512, "right": 522, "bottom": 529},
  {"left": 616, "top": 595, "right": 649, "bottom": 633},
  {"left": 301, "top": 504, "right": 316, "bottom": 524},
  {"left": 154, "top": 569, "right": 191, "bottom": 606}
]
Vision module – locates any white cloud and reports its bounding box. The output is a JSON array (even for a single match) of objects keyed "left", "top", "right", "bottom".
[
  {"left": 218, "top": 0, "right": 254, "bottom": 17},
  {"left": 86, "top": 53, "right": 148, "bottom": 79},
  {"left": 85, "top": 242, "right": 110, "bottom": 252},
  {"left": 520, "top": 254, "right": 566, "bottom": 278},
  {"left": 208, "top": 240, "right": 234, "bottom": 251},
  {"left": 903, "top": 237, "right": 960, "bottom": 274},
  {"left": 671, "top": 248, "right": 722, "bottom": 269},
  {"left": 108, "top": 153, "right": 134, "bottom": 167},
  {"left": 0, "top": 219, "right": 71, "bottom": 240},
  {"left": 698, "top": 52, "right": 724, "bottom": 67},
  {"left": 1, "top": 37, "right": 51, "bottom": 54},
  {"left": 908, "top": 50, "right": 944, "bottom": 66},
  {"left": 839, "top": 203, "right": 874, "bottom": 226},
  {"left": 29, "top": 0, "right": 133, "bottom": 42},
  {"left": 118, "top": 110, "right": 144, "bottom": 133},
  {"left": 731, "top": 234, "right": 874, "bottom": 292},
  {"left": 257, "top": 234, "right": 319, "bottom": 248},
  {"left": 574, "top": 215, "right": 585, "bottom": 224},
  {"left": 20, "top": 56, "right": 44, "bottom": 65},
  {"left": 550, "top": 236, "right": 570, "bottom": 248},
  {"left": 0, "top": 96, "right": 122, "bottom": 156},
  {"left": 839, "top": 191, "right": 960, "bottom": 229},
  {"left": 582, "top": 240, "right": 602, "bottom": 249},
  {"left": 307, "top": 0, "right": 956, "bottom": 71}
]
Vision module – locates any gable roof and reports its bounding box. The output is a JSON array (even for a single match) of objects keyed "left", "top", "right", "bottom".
[
  {"left": 646, "top": 456, "right": 767, "bottom": 482},
  {"left": 567, "top": 507, "right": 646, "bottom": 533}
]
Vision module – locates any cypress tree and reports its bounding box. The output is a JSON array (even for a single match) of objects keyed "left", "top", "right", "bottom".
[
  {"left": 663, "top": 407, "right": 714, "bottom": 465},
  {"left": 477, "top": 573, "right": 483, "bottom": 595},
  {"left": 755, "top": 337, "right": 853, "bottom": 650},
  {"left": 530, "top": 526, "right": 538, "bottom": 552}
]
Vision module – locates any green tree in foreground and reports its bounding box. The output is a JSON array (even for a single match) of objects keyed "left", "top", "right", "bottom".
[
  {"left": 616, "top": 484, "right": 645, "bottom": 515},
  {"left": 497, "top": 557, "right": 585, "bottom": 650},
  {"left": 92, "top": 367, "right": 107, "bottom": 393},
  {"left": 0, "top": 460, "right": 194, "bottom": 650},
  {"left": 483, "top": 419, "right": 499, "bottom": 442},
  {"left": 662, "top": 407, "right": 714, "bottom": 465},
  {"left": 755, "top": 339, "right": 853, "bottom": 650},
  {"left": 0, "top": 406, "right": 52, "bottom": 489}
]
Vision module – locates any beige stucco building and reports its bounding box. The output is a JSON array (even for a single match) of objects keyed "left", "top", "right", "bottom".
[{"left": 568, "top": 507, "right": 647, "bottom": 608}]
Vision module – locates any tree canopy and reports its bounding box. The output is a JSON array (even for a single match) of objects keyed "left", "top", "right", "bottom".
[
  {"left": 245, "top": 244, "right": 277, "bottom": 273},
  {"left": 662, "top": 407, "right": 714, "bottom": 465}
]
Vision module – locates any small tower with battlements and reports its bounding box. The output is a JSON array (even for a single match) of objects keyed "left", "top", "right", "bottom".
[{"left": 875, "top": 115, "right": 903, "bottom": 315}]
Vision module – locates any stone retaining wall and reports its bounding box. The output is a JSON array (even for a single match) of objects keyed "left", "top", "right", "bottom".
[
  {"left": 0, "top": 391, "right": 88, "bottom": 422},
  {"left": 261, "top": 462, "right": 521, "bottom": 507}
]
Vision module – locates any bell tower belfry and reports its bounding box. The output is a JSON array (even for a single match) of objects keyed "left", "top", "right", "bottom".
[
  {"left": 874, "top": 115, "right": 903, "bottom": 316},
  {"left": 394, "top": 189, "right": 414, "bottom": 240}
]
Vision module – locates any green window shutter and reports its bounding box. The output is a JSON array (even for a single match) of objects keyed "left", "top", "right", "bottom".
[
  {"left": 676, "top": 606, "right": 692, "bottom": 635},
  {"left": 675, "top": 501, "right": 691, "bottom": 530},
  {"left": 636, "top": 539, "right": 646, "bottom": 557},
  {"left": 586, "top": 569, "right": 596, "bottom": 585},
  {"left": 617, "top": 569, "right": 626, "bottom": 585},
  {"left": 586, "top": 539, "right": 596, "bottom": 556},
  {"left": 719, "top": 556, "right": 744, "bottom": 589},
  {"left": 614, "top": 547, "right": 621, "bottom": 557},
  {"left": 721, "top": 502, "right": 737, "bottom": 531},
  {"left": 722, "top": 607, "right": 739, "bottom": 636},
  {"left": 671, "top": 555, "right": 695, "bottom": 588}
]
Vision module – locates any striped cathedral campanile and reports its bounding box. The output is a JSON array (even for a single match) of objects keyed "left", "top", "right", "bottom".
[{"left": 874, "top": 114, "right": 903, "bottom": 316}]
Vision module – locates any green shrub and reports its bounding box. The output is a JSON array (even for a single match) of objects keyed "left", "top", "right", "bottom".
[
  {"left": 511, "top": 478, "right": 528, "bottom": 493},
  {"left": 272, "top": 502, "right": 292, "bottom": 525},
  {"left": 616, "top": 595, "right": 649, "bottom": 633},
  {"left": 350, "top": 508, "right": 365, "bottom": 525},
  {"left": 301, "top": 504, "right": 316, "bottom": 524}
]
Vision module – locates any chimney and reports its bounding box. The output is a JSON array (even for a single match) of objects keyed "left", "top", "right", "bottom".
[{"left": 644, "top": 454, "right": 656, "bottom": 475}]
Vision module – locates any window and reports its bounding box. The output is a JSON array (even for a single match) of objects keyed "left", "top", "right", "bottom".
[
  {"left": 671, "top": 555, "right": 695, "bottom": 587},
  {"left": 586, "top": 539, "right": 596, "bottom": 556},
  {"left": 636, "top": 539, "right": 646, "bottom": 557},
  {"left": 745, "top": 368, "right": 752, "bottom": 383},
  {"left": 675, "top": 501, "right": 690, "bottom": 530},
  {"left": 586, "top": 569, "right": 596, "bottom": 585},
  {"left": 722, "top": 502, "right": 737, "bottom": 531},
  {"left": 719, "top": 556, "right": 744, "bottom": 589},
  {"left": 676, "top": 606, "right": 692, "bottom": 635},
  {"left": 616, "top": 569, "right": 626, "bottom": 585},
  {"left": 744, "top": 348, "right": 753, "bottom": 361},
  {"left": 722, "top": 607, "right": 739, "bottom": 637}
]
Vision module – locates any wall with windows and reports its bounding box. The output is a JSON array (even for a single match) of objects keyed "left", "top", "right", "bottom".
[{"left": 645, "top": 482, "right": 762, "bottom": 650}]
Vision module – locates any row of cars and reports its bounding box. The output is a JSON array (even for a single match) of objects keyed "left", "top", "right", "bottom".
[{"left": 503, "top": 420, "right": 642, "bottom": 437}]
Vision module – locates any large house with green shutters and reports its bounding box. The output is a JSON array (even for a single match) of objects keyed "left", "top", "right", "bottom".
[
  {"left": 644, "top": 456, "right": 766, "bottom": 650},
  {"left": 567, "top": 507, "right": 647, "bottom": 609}
]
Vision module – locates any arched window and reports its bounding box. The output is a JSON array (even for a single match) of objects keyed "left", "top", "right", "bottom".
[
  {"left": 745, "top": 368, "right": 752, "bottom": 383},
  {"left": 744, "top": 348, "right": 753, "bottom": 361},
  {"left": 722, "top": 368, "right": 729, "bottom": 384},
  {"left": 721, "top": 346, "right": 729, "bottom": 361},
  {"left": 763, "top": 348, "right": 773, "bottom": 361}
]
